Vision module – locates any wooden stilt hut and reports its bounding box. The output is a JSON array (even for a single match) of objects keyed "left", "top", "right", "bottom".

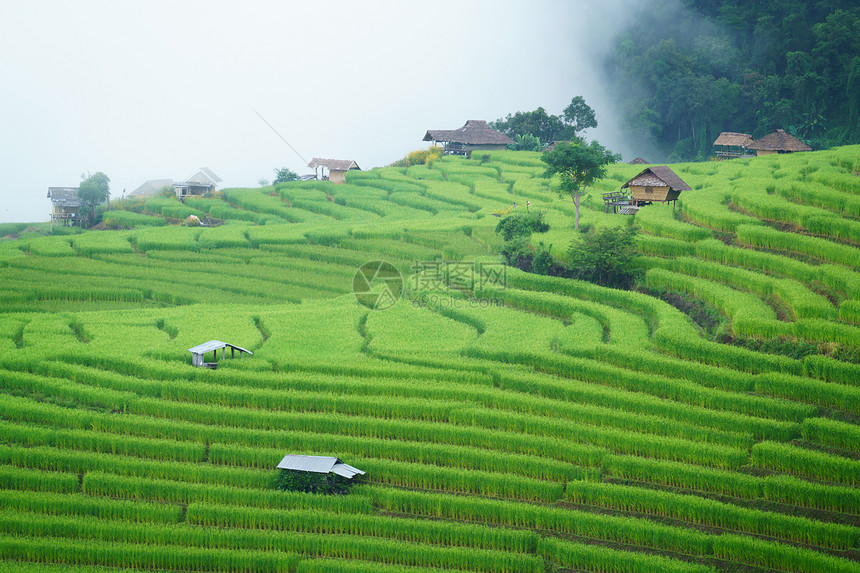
[
  {"left": 713, "top": 132, "right": 755, "bottom": 159},
  {"left": 621, "top": 166, "right": 690, "bottom": 207}
]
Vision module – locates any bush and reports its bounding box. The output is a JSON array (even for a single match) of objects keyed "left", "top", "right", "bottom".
[
  {"left": 274, "top": 469, "right": 355, "bottom": 495},
  {"left": 390, "top": 147, "right": 445, "bottom": 168},
  {"left": 567, "top": 226, "right": 641, "bottom": 289},
  {"left": 495, "top": 212, "right": 549, "bottom": 241}
]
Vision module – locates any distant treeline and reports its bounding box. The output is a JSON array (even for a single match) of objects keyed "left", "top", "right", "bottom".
[{"left": 605, "top": 0, "right": 860, "bottom": 161}]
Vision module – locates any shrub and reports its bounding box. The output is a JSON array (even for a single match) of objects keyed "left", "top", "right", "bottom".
[
  {"left": 274, "top": 469, "right": 355, "bottom": 495},
  {"left": 495, "top": 212, "right": 549, "bottom": 241},
  {"left": 567, "top": 226, "right": 640, "bottom": 289},
  {"left": 390, "top": 147, "right": 445, "bottom": 168}
]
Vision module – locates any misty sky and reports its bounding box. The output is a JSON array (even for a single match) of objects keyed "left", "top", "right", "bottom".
[{"left": 1, "top": 0, "right": 650, "bottom": 223}]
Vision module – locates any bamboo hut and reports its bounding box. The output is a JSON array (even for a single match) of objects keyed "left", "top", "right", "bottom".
[
  {"left": 307, "top": 158, "right": 360, "bottom": 184},
  {"left": 621, "top": 166, "right": 690, "bottom": 207},
  {"left": 423, "top": 120, "right": 513, "bottom": 157},
  {"left": 713, "top": 132, "right": 755, "bottom": 159},
  {"left": 747, "top": 129, "right": 811, "bottom": 156}
]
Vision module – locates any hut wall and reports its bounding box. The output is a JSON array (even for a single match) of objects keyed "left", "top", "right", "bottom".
[
  {"left": 630, "top": 185, "right": 671, "bottom": 203},
  {"left": 328, "top": 170, "right": 347, "bottom": 185}
]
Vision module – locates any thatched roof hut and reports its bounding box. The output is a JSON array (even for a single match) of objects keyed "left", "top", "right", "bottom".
[
  {"left": 308, "top": 158, "right": 360, "bottom": 184},
  {"left": 423, "top": 120, "right": 513, "bottom": 157},
  {"left": 621, "top": 166, "right": 690, "bottom": 206},
  {"left": 713, "top": 132, "right": 756, "bottom": 160},
  {"left": 628, "top": 157, "right": 650, "bottom": 165},
  {"left": 747, "top": 129, "right": 811, "bottom": 155}
]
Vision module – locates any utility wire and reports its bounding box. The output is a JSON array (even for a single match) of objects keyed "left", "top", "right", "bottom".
[{"left": 252, "top": 108, "right": 310, "bottom": 167}]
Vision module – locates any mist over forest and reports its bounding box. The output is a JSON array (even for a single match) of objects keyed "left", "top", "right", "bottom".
[{"left": 600, "top": 0, "right": 859, "bottom": 162}]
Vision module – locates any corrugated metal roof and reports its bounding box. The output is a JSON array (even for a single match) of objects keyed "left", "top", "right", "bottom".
[
  {"left": 47, "top": 187, "right": 83, "bottom": 206},
  {"left": 277, "top": 454, "right": 365, "bottom": 478},
  {"left": 187, "top": 340, "right": 253, "bottom": 355},
  {"left": 184, "top": 167, "right": 222, "bottom": 186},
  {"left": 128, "top": 179, "right": 173, "bottom": 197},
  {"left": 277, "top": 455, "right": 338, "bottom": 473},
  {"left": 331, "top": 462, "right": 365, "bottom": 478}
]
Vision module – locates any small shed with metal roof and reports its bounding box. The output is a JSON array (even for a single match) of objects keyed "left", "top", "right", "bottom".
[
  {"left": 621, "top": 166, "right": 691, "bottom": 207},
  {"left": 187, "top": 340, "right": 253, "bottom": 368},
  {"left": 277, "top": 454, "right": 365, "bottom": 479}
]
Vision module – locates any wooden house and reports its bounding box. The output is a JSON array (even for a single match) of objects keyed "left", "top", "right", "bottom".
[
  {"left": 628, "top": 157, "right": 650, "bottom": 165},
  {"left": 621, "top": 166, "right": 690, "bottom": 207},
  {"left": 174, "top": 167, "right": 221, "bottom": 199},
  {"left": 423, "top": 120, "right": 513, "bottom": 157},
  {"left": 187, "top": 340, "right": 252, "bottom": 368},
  {"left": 276, "top": 454, "right": 365, "bottom": 479},
  {"left": 307, "top": 158, "right": 360, "bottom": 185},
  {"left": 47, "top": 187, "right": 83, "bottom": 226},
  {"left": 747, "top": 129, "right": 811, "bottom": 156},
  {"left": 713, "top": 132, "right": 755, "bottom": 159}
]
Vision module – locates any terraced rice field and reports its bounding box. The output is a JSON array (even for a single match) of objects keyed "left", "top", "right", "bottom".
[{"left": 0, "top": 148, "right": 858, "bottom": 572}]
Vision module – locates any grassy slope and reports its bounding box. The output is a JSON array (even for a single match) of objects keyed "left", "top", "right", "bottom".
[{"left": 0, "top": 149, "right": 858, "bottom": 572}]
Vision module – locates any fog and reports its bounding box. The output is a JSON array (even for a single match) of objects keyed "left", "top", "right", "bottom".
[{"left": 0, "top": 0, "right": 654, "bottom": 223}]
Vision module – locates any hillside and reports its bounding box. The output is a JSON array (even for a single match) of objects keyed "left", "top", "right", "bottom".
[{"left": 0, "top": 147, "right": 859, "bottom": 573}]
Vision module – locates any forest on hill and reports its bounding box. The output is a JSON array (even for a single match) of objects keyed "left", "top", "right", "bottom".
[{"left": 605, "top": 0, "right": 860, "bottom": 161}]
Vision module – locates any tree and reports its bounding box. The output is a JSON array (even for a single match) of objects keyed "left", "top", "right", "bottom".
[
  {"left": 273, "top": 167, "right": 299, "bottom": 184},
  {"left": 562, "top": 96, "right": 598, "bottom": 137},
  {"left": 258, "top": 177, "right": 270, "bottom": 187},
  {"left": 77, "top": 172, "right": 110, "bottom": 224},
  {"left": 567, "top": 226, "right": 640, "bottom": 289},
  {"left": 494, "top": 212, "right": 550, "bottom": 272},
  {"left": 492, "top": 96, "right": 598, "bottom": 147},
  {"left": 507, "top": 134, "right": 543, "bottom": 152},
  {"left": 541, "top": 141, "right": 621, "bottom": 229},
  {"left": 491, "top": 107, "right": 574, "bottom": 145}
]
